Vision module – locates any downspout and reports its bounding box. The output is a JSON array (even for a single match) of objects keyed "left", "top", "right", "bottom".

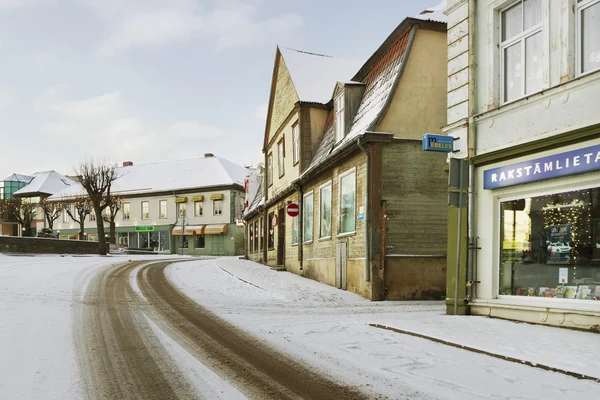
[
  {"left": 293, "top": 183, "right": 303, "bottom": 269},
  {"left": 466, "top": 0, "right": 477, "bottom": 304},
  {"left": 357, "top": 137, "right": 371, "bottom": 282}
]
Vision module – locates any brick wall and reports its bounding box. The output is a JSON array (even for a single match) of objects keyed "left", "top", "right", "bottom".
[{"left": 0, "top": 236, "right": 107, "bottom": 254}]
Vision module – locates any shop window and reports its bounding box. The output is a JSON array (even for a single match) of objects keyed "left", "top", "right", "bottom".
[
  {"left": 292, "top": 216, "right": 299, "bottom": 245},
  {"left": 213, "top": 200, "right": 223, "bottom": 215},
  {"left": 500, "top": 0, "right": 543, "bottom": 103},
  {"left": 118, "top": 232, "right": 128, "bottom": 247},
  {"left": 268, "top": 212, "right": 275, "bottom": 249},
  {"left": 339, "top": 170, "right": 356, "bottom": 234},
  {"left": 195, "top": 201, "right": 203, "bottom": 217},
  {"left": 195, "top": 235, "right": 205, "bottom": 249},
  {"left": 177, "top": 203, "right": 186, "bottom": 218},
  {"left": 179, "top": 235, "right": 189, "bottom": 249},
  {"left": 499, "top": 186, "right": 600, "bottom": 300},
  {"left": 123, "top": 203, "right": 130, "bottom": 220},
  {"left": 303, "top": 192, "right": 314, "bottom": 242},
  {"left": 578, "top": 0, "right": 600, "bottom": 75},
  {"left": 159, "top": 200, "right": 167, "bottom": 219},
  {"left": 320, "top": 182, "right": 332, "bottom": 238},
  {"left": 141, "top": 201, "right": 149, "bottom": 220},
  {"left": 292, "top": 122, "right": 300, "bottom": 165}
]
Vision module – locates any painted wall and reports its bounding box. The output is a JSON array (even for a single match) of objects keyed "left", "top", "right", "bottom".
[
  {"left": 267, "top": 112, "right": 302, "bottom": 200},
  {"left": 266, "top": 53, "right": 300, "bottom": 145}
]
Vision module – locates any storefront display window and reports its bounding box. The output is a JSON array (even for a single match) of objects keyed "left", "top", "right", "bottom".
[{"left": 499, "top": 186, "right": 600, "bottom": 300}]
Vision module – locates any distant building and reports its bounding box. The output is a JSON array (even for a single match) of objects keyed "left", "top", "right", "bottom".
[{"left": 50, "top": 154, "right": 247, "bottom": 256}]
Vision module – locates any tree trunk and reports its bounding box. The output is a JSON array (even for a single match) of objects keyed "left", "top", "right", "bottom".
[
  {"left": 79, "top": 221, "right": 85, "bottom": 240},
  {"left": 109, "top": 220, "right": 116, "bottom": 244},
  {"left": 47, "top": 215, "right": 54, "bottom": 230},
  {"left": 94, "top": 205, "right": 107, "bottom": 255}
]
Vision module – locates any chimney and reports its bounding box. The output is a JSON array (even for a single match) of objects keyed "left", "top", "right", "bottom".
[
  {"left": 123, "top": 161, "right": 133, "bottom": 167},
  {"left": 204, "top": 153, "right": 214, "bottom": 158}
]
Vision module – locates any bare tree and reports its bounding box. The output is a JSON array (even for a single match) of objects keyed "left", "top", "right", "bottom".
[
  {"left": 76, "top": 160, "right": 119, "bottom": 255},
  {"left": 65, "top": 197, "right": 93, "bottom": 240},
  {"left": 39, "top": 198, "right": 63, "bottom": 231},
  {"left": 102, "top": 196, "right": 124, "bottom": 245},
  {"left": 0, "top": 198, "right": 37, "bottom": 236}
]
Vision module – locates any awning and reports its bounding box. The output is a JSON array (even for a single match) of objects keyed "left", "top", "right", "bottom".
[
  {"left": 204, "top": 224, "right": 228, "bottom": 235},
  {"left": 172, "top": 225, "right": 205, "bottom": 236}
]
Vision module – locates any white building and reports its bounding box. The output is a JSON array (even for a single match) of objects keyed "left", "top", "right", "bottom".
[{"left": 444, "top": 0, "right": 600, "bottom": 329}]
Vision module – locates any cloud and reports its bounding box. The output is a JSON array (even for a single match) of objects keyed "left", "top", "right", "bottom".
[
  {"left": 90, "top": 0, "right": 303, "bottom": 57},
  {"left": 0, "top": 0, "right": 26, "bottom": 11},
  {"left": 35, "top": 86, "right": 124, "bottom": 121},
  {"left": 31, "top": 52, "right": 58, "bottom": 71},
  {"left": 0, "top": 87, "right": 13, "bottom": 109}
]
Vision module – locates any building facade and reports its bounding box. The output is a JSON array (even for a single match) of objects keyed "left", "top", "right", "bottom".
[
  {"left": 50, "top": 155, "right": 247, "bottom": 256},
  {"left": 245, "top": 13, "right": 450, "bottom": 301},
  {"left": 444, "top": 0, "right": 600, "bottom": 329}
]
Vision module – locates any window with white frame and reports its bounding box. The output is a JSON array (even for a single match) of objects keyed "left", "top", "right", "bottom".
[
  {"left": 159, "top": 200, "right": 167, "bottom": 219},
  {"left": 141, "top": 201, "right": 149, "bottom": 220},
  {"left": 123, "top": 203, "right": 130, "bottom": 220},
  {"left": 578, "top": 0, "right": 600, "bottom": 75},
  {"left": 339, "top": 169, "right": 356, "bottom": 234},
  {"left": 335, "top": 94, "right": 345, "bottom": 142},
  {"left": 303, "top": 192, "right": 314, "bottom": 242},
  {"left": 177, "top": 202, "right": 186, "bottom": 217},
  {"left": 213, "top": 199, "right": 223, "bottom": 215},
  {"left": 292, "top": 122, "right": 300, "bottom": 165},
  {"left": 267, "top": 153, "right": 273, "bottom": 186},
  {"left": 194, "top": 201, "right": 203, "bottom": 217},
  {"left": 63, "top": 206, "right": 70, "bottom": 223},
  {"left": 319, "top": 182, "right": 332, "bottom": 238},
  {"left": 90, "top": 209, "right": 96, "bottom": 222},
  {"left": 501, "top": 0, "right": 543, "bottom": 103},
  {"left": 278, "top": 137, "right": 285, "bottom": 178}
]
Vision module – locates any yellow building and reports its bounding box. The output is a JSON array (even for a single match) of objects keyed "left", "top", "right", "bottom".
[{"left": 245, "top": 15, "right": 449, "bottom": 300}]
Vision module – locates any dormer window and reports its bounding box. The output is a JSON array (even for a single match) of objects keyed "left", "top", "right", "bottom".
[{"left": 335, "top": 94, "right": 345, "bottom": 142}]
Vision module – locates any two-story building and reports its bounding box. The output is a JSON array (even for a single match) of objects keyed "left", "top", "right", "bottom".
[
  {"left": 50, "top": 154, "right": 247, "bottom": 256},
  {"left": 444, "top": 0, "right": 600, "bottom": 329},
  {"left": 246, "top": 10, "right": 450, "bottom": 301}
]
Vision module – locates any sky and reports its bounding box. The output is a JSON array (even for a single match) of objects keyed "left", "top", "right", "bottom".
[{"left": 0, "top": 0, "right": 433, "bottom": 180}]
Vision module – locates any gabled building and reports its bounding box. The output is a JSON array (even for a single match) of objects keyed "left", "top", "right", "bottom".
[
  {"left": 245, "top": 10, "right": 449, "bottom": 300},
  {"left": 444, "top": 0, "right": 600, "bottom": 329}
]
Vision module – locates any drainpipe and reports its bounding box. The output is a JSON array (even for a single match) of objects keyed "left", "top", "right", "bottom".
[
  {"left": 466, "top": 0, "right": 477, "bottom": 303},
  {"left": 293, "top": 183, "right": 303, "bottom": 269},
  {"left": 357, "top": 137, "right": 371, "bottom": 282}
]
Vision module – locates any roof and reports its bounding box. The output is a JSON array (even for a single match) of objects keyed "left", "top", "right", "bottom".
[
  {"left": 13, "top": 171, "right": 76, "bottom": 197},
  {"left": 414, "top": 1, "right": 448, "bottom": 24},
  {"left": 279, "top": 47, "right": 362, "bottom": 104},
  {"left": 2, "top": 173, "right": 33, "bottom": 183},
  {"left": 244, "top": 174, "right": 264, "bottom": 217},
  {"left": 49, "top": 156, "right": 247, "bottom": 200}
]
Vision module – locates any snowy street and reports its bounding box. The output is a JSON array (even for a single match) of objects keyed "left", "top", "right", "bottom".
[{"left": 1, "top": 255, "right": 599, "bottom": 399}]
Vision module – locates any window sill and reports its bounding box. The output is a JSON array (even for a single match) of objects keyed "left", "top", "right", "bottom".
[
  {"left": 337, "top": 231, "right": 356, "bottom": 238},
  {"left": 291, "top": 242, "right": 298, "bottom": 247},
  {"left": 303, "top": 240, "right": 313, "bottom": 245},
  {"left": 318, "top": 236, "right": 332, "bottom": 242}
]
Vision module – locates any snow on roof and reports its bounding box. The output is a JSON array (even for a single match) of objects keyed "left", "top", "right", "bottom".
[
  {"left": 414, "top": 1, "right": 448, "bottom": 23},
  {"left": 279, "top": 47, "right": 363, "bottom": 104},
  {"left": 13, "top": 171, "right": 76, "bottom": 197},
  {"left": 49, "top": 156, "right": 247, "bottom": 200},
  {"left": 2, "top": 173, "right": 33, "bottom": 183}
]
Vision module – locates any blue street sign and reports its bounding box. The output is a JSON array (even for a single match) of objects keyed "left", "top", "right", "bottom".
[{"left": 422, "top": 133, "right": 454, "bottom": 153}]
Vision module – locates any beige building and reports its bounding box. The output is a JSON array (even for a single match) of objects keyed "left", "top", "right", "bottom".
[{"left": 245, "top": 13, "right": 450, "bottom": 300}]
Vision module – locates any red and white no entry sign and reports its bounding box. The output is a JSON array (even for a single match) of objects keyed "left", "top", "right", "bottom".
[{"left": 287, "top": 203, "right": 299, "bottom": 217}]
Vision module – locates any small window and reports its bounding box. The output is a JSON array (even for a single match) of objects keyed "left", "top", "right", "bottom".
[
  {"left": 339, "top": 170, "right": 356, "bottom": 234},
  {"left": 177, "top": 203, "right": 186, "bottom": 218},
  {"left": 249, "top": 224, "right": 254, "bottom": 253},
  {"left": 195, "top": 235, "right": 205, "bottom": 249},
  {"left": 578, "top": 0, "right": 600, "bottom": 75},
  {"left": 260, "top": 217, "right": 264, "bottom": 251},
  {"left": 303, "top": 192, "right": 314, "bottom": 242},
  {"left": 292, "top": 122, "right": 300, "bottom": 165},
  {"left": 335, "top": 94, "right": 345, "bottom": 142},
  {"left": 267, "top": 153, "right": 273, "bottom": 187},
  {"left": 63, "top": 207, "right": 70, "bottom": 223},
  {"left": 194, "top": 201, "right": 203, "bottom": 217},
  {"left": 320, "top": 183, "right": 332, "bottom": 238},
  {"left": 278, "top": 137, "right": 285, "bottom": 178},
  {"left": 159, "top": 200, "right": 167, "bottom": 219},
  {"left": 268, "top": 212, "right": 275, "bottom": 249},
  {"left": 90, "top": 210, "right": 96, "bottom": 222},
  {"left": 213, "top": 200, "right": 223, "bottom": 215},
  {"left": 500, "top": 0, "right": 543, "bottom": 103},
  {"left": 123, "top": 203, "right": 130, "bottom": 220},
  {"left": 141, "top": 201, "right": 149, "bottom": 220}
]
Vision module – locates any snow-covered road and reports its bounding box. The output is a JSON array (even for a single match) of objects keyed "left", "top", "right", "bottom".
[{"left": 0, "top": 254, "right": 598, "bottom": 399}]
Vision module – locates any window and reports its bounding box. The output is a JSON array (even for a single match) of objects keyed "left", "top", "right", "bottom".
[
  {"left": 213, "top": 200, "right": 223, "bottom": 215},
  {"left": 278, "top": 137, "right": 285, "bottom": 178},
  {"left": 254, "top": 221, "right": 259, "bottom": 253},
  {"left": 267, "top": 153, "right": 273, "bottom": 186},
  {"left": 339, "top": 170, "right": 356, "bottom": 234},
  {"left": 292, "top": 122, "right": 300, "bottom": 165},
  {"left": 123, "top": 203, "right": 130, "bottom": 220},
  {"left": 105, "top": 207, "right": 112, "bottom": 219},
  {"left": 195, "top": 235, "right": 205, "bottom": 249},
  {"left": 249, "top": 224, "right": 254, "bottom": 253},
  {"left": 335, "top": 94, "right": 345, "bottom": 142},
  {"left": 141, "top": 201, "right": 149, "bottom": 220},
  {"left": 320, "top": 183, "right": 332, "bottom": 238},
  {"left": 259, "top": 217, "right": 264, "bottom": 251},
  {"left": 159, "top": 200, "right": 167, "bottom": 219},
  {"left": 177, "top": 203, "right": 186, "bottom": 218},
  {"left": 63, "top": 207, "right": 70, "bottom": 223},
  {"left": 499, "top": 186, "right": 600, "bottom": 300},
  {"left": 90, "top": 210, "right": 96, "bottom": 222},
  {"left": 268, "top": 212, "right": 275, "bottom": 249},
  {"left": 303, "top": 192, "right": 314, "bottom": 242},
  {"left": 501, "top": 0, "right": 542, "bottom": 103},
  {"left": 292, "top": 216, "right": 299, "bottom": 245},
  {"left": 578, "top": 0, "right": 600, "bottom": 75},
  {"left": 179, "top": 236, "right": 188, "bottom": 249},
  {"left": 194, "top": 201, "right": 203, "bottom": 217}
]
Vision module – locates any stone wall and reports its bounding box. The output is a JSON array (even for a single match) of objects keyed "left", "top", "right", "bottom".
[{"left": 0, "top": 236, "right": 107, "bottom": 254}]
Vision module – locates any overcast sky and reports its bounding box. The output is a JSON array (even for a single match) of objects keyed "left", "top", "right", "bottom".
[{"left": 0, "top": 0, "right": 430, "bottom": 179}]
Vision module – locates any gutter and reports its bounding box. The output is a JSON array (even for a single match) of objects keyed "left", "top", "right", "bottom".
[
  {"left": 293, "top": 183, "right": 303, "bottom": 269},
  {"left": 467, "top": 0, "right": 477, "bottom": 305}
]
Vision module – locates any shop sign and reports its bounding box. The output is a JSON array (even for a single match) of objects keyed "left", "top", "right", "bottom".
[
  {"left": 484, "top": 144, "right": 600, "bottom": 189},
  {"left": 135, "top": 226, "right": 155, "bottom": 232},
  {"left": 210, "top": 194, "right": 224, "bottom": 200},
  {"left": 422, "top": 133, "right": 454, "bottom": 153},
  {"left": 191, "top": 195, "right": 204, "bottom": 202},
  {"left": 175, "top": 197, "right": 187, "bottom": 203}
]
